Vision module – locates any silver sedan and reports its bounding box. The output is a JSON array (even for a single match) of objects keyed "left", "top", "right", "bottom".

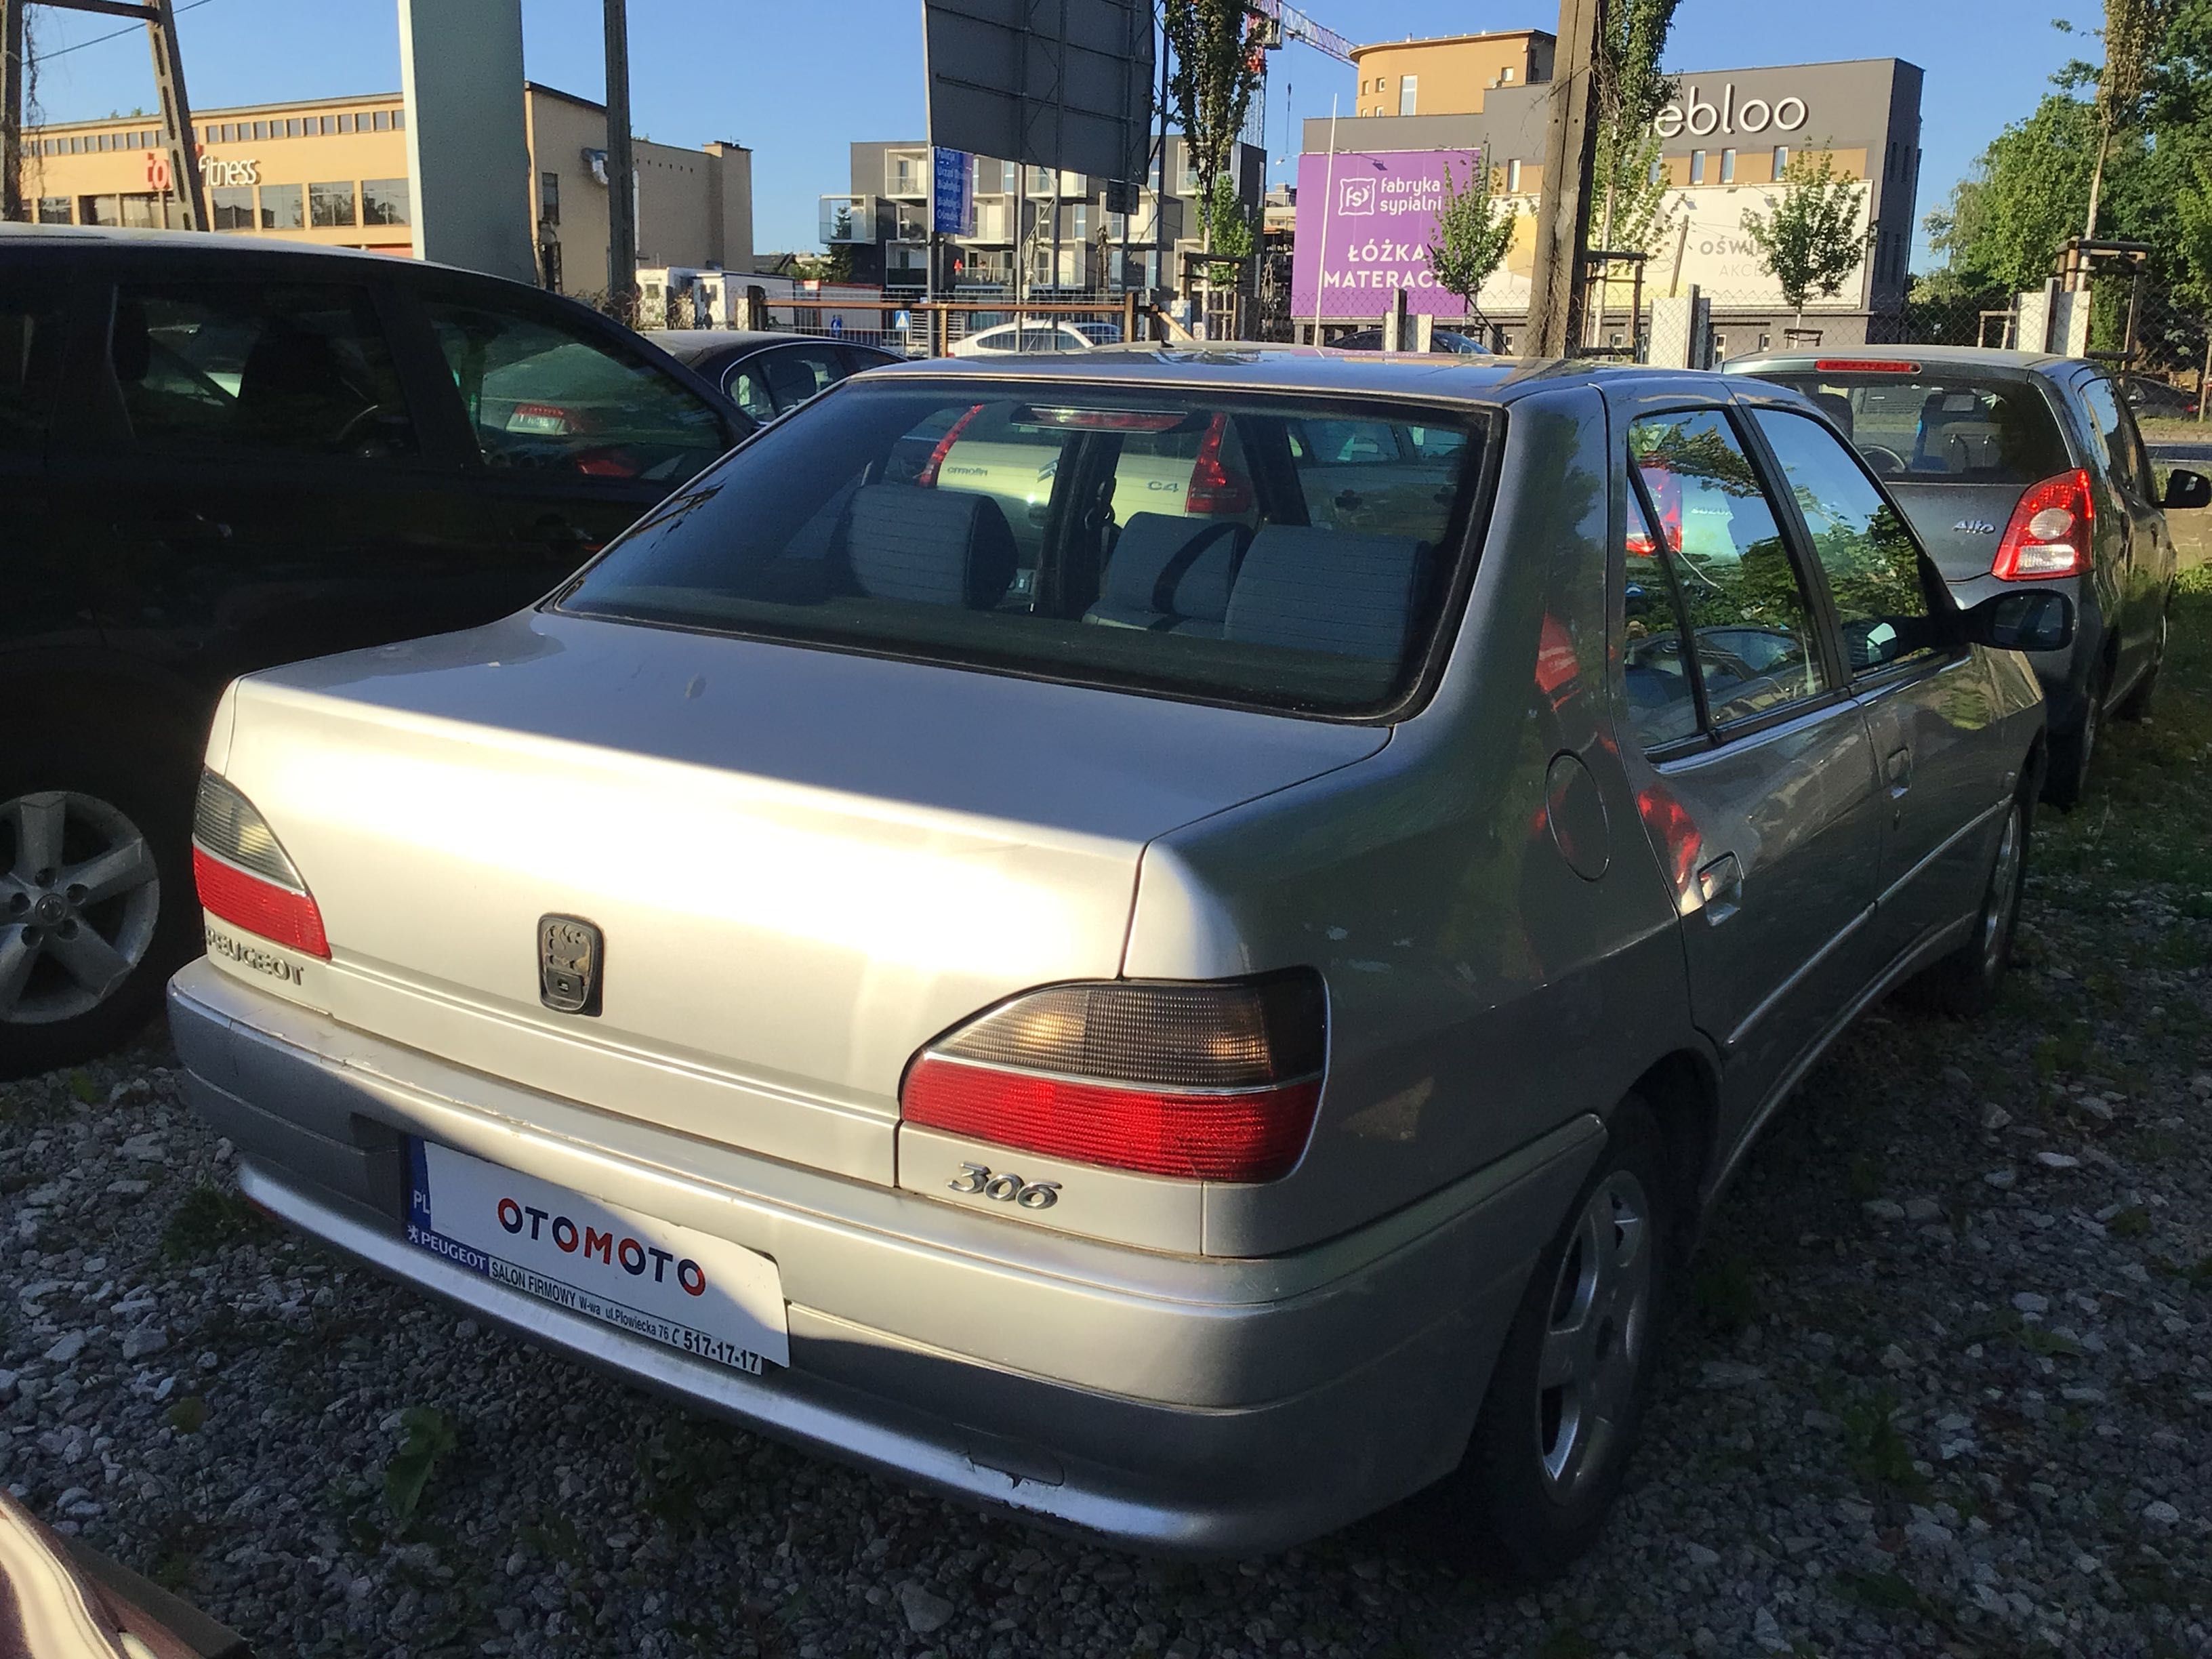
[{"left": 168, "top": 350, "right": 2068, "bottom": 1575}]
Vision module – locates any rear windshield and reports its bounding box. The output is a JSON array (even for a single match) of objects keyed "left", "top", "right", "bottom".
[
  {"left": 1757, "top": 371, "right": 2070, "bottom": 487},
  {"left": 556, "top": 380, "right": 1487, "bottom": 716}
]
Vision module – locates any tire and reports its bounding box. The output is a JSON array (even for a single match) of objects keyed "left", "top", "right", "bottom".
[
  {"left": 1905, "top": 791, "right": 2030, "bottom": 1020},
  {"left": 1432, "top": 1100, "right": 1674, "bottom": 1581},
  {"left": 2112, "top": 607, "right": 2168, "bottom": 723},
  {"left": 2043, "top": 660, "right": 2108, "bottom": 812},
  {"left": 0, "top": 737, "right": 201, "bottom": 1080}
]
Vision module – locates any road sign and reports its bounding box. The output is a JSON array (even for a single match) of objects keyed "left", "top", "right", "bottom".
[
  {"left": 922, "top": 0, "right": 1152, "bottom": 185},
  {"left": 932, "top": 146, "right": 976, "bottom": 237},
  {"left": 829, "top": 315, "right": 844, "bottom": 337},
  {"left": 893, "top": 310, "right": 914, "bottom": 331}
]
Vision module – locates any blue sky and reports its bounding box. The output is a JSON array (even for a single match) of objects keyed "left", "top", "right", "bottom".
[{"left": 24, "top": 0, "right": 2098, "bottom": 262}]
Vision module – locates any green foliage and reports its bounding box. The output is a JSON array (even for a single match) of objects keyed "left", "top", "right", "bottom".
[
  {"left": 384, "top": 1404, "right": 457, "bottom": 1525},
  {"left": 1591, "top": 0, "right": 1682, "bottom": 262},
  {"left": 165, "top": 1395, "right": 209, "bottom": 1434},
  {"left": 1425, "top": 158, "right": 1516, "bottom": 316},
  {"left": 161, "top": 1184, "right": 268, "bottom": 1259},
  {"left": 1164, "top": 0, "right": 1262, "bottom": 243},
  {"left": 1928, "top": 95, "right": 2100, "bottom": 293},
  {"left": 1741, "top": 147, "right": 1872, "bottom": 319},
  {"left": 1841, "top": 1389, "right": 1923, "bottom": 1492},
  {"left": 1202, "top": 174, "right": 1254, "bottom": 285}
]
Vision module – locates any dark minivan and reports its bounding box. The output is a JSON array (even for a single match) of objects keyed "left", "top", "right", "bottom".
[
  {"left": 1, "top": 226, "right": 750, "bottom": 1076},
  {"left": 1732, "top": 346, "right": 2208, "bottom": 808}
]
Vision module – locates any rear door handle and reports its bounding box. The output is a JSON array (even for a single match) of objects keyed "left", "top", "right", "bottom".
[
  {"left": 1696, "top": 853, "right": 1744, "bottom": 926},
  {"left": 1885, "top": 746, "right": 1912, "bottom": 794}
]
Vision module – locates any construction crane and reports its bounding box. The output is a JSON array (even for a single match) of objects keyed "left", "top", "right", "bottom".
[{"left": 1247, "top": 0, "right": 1354, "bottom": 64}]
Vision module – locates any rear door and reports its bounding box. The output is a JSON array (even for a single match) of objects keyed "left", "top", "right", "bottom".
[
  {"left": 1616, "top": 401, "right": 1885, "bottom": 1133},
  {"left": 409, "top": 279, "right": 741, "bottom": 567},
  {"left": 0, "top": 260, "right": 83, "bottom": 674},
  {"left": 2076, "top": 371, "right": 2165, "bottom": 689},
  {"left": 1746, "top": 401, "right": 2001, "bottom": 970}
]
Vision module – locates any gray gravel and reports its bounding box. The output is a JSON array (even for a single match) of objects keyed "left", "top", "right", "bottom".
[{"left": 3, "top": 857, "right": 2208, "bottom": 1656}]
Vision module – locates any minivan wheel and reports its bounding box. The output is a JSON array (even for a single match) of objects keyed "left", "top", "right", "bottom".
[
  {"left": 1904, "top": 794, "right": 2029, "bottom": 1020},
  {"left": 2113, "top": 608, "right": 2167, "bottom": 723},
  {"left": 1439, "top": 1101, "right": 1672, "bottom": 1581},
  {"left": 0, "top": 746, "right": 197, "bottom": 1080},
  {"left": 2043, "top": 663, "right": 2108, "bottom": 811}
]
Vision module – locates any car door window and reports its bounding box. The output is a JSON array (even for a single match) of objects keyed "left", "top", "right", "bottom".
[
  {"left": 427, "top": 298, "right": 727, "bottom": 485},
  {"left": 2080, "top": 377, "right": 2142, "bottom": 496},
  {"left": 1620, "top": 486, "right": 1704, "bottom": 748},
  {"left": 0, "top": 285, "right": 68, "bottom": 454},
  {"left": 727, "top": 359, "right": 777, "bottom": 424},
  {"left": 762, "top": 343, "right": 844, "bottom": 413},
  {"left": 1753, "top": 408, "right": 1940, "bottom": 674},
  {"left": 110, "top": 282, "right": 417, "bottom": 458},
  {"left": 1628, "top": 409, "right": 1830, "bottom": 729}
]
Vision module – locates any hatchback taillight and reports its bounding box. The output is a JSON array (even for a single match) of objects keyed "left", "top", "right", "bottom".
[
  {"left": 1185, "top": 414, "right": 1254, "bottom": 514},
  {"left": 1992, "top": 468, "right": 2095, "bottom": 580},
  {"left": 191, "top": 772, "right": 329, "bottom": 958},
  {"left": 900, "top": 974, "right": 1326, "bottom": 1183}
]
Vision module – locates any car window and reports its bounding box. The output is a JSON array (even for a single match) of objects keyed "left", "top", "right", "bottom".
[
  {"left": 1628, "top": 409, "right": 1830, "bottom": 729},
  {"left": 427, "top": 298, "right": 727, "bottom": 485},
  {"left": 1753, "top": 370, "right": 2069, "bottom": 486},
  {"left": 1620, "top": 487, "right": 1703, "bottom": 749},
  {"left": 559, "top": 384, "right": 1486, "bottom": 718},
  {"left": 2078, "top": 377, "right": 2139, "bottom": 494},
  {"left": 727, "top": 360, "right": 777, "bottom": 424},
  {"left": 762, "top": 343, "right": 845, "bottom": 413},
  {"left": 110, "top": 282, "right": 417, "bottom": 459},
  {"left": 1753, "top": 409, "right": 1939, "bottom": 674},
  {"left": 0, "top": 285, "right": 68, "bottom": 454}
]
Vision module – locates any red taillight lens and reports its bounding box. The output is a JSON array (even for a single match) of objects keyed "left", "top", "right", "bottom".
[
  {"left": 1992, "top": 468, "right": 2094, "bottom": 581},
  {"left": 192, "top": 847, "right": 329, "bottom": 958},
  {"left": 901, "top": 975, "right": 1326, "bottom": 1183},
  {"left": 1185, "top": 413, "right": 1254, "bottom": 514},
  {"left": 191, "top": 772, "right": 329, "bottom": 959},
  {"left": 916, "top": 403, "right": 983, "bottom": 486},
  {"left": 1814, "top": 358, "right": 1921, "bottom": 373}
]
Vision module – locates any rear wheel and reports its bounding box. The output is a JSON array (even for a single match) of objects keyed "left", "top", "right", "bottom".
[
  {"left": 2113, "top": 607, "right": 2168, "bottom": 722},
  {"left": 1905, "top": 794, "right": 2028, "bottom": 1019},
  {"left": 0, "top": 741, "right": 199, "bottom": 1080},
  {"left": 2043, "top": 661, "right": 2108, "bottom": 811},
  {"left": 1433, "top": 1101, "right": 1673, "bottom": 1580}
]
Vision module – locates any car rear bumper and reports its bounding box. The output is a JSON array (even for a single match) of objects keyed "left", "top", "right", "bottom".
[{"left": 167, "top": 958, "right": 1601, "bottom": 1555}]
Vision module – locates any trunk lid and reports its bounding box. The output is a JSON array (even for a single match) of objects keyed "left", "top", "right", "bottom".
[
  {"left": 1883, "top": 481, "right": 2026, "bottom": 583},
  {"left": 216, "top": 611, "right": 1386, "bottom": 1182}
]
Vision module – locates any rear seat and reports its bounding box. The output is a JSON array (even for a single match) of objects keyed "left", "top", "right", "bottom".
[
  {"left": 1225, "top": 526, "right": 1431, "bottom": 662},
  {"left": 1084, "top": 513, "right": 1248, "bottom": 636},
  {"left": 844, "top": 482, "right": 1018, "bottom": 608}
]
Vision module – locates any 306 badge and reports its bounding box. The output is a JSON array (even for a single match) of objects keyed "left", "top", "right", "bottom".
[{"left": 947, "top": 1163, "right": 1060, "bottom": 1209}]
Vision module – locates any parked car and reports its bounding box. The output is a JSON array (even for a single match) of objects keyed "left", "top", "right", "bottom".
[
  {"left": 1732, "top": 345, "right": 2206, "bottom": 808},
  {"left": 169, "top": 351, "right": 2068, "bottom": 1577},
  {"left": 2121, "top": 373, "right": 2200, "bottom": 422},
  {"left": 0, "top": 1487, "right": 252, "bottom": 1656},
  {"left": 0, "top": 224, "right": 749, "bottom": 1077},
  {"left": 643, "top": 328, "right": 901, "bottom": 425},
  {"left": 949, "top": 319, "right": 1102, "bottom": 355},
  {"left": 1329, "top": 326, "right": 1494, "bottom": 355}
]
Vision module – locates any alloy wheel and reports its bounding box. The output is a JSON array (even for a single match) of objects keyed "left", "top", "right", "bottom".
[
  {"left": 1981, "top": 804, "right": 2024, "bottom": 979},
  {"left": 0, "top": 792, "right": 163, "bottom": 1026},
  {"left": 1535, "top": 1170, "right": 1654, "bottom": 1500}
]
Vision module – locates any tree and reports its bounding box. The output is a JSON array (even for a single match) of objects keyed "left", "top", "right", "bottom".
[
  {"left": 1202, "top": 174, "right": 1254, "bottom": 287},
  {"left": 1163, "top": 0, "right": 1263, "bottom": 250},
  {"left": 1742, "top": 148, "right": 1873, "bottom": 327},
  {"left": 1588, "top": 0, "right": 1681, "bottom": 332},
  {"left": 1923, "top": 95, "right": 2100, "bottom": 293},
  {"left": 1426, "top": 158, "right": 1517, "bottom": 327},
  {"left": 2060, "top": 1, "right": 2176, "bottom": 242}
]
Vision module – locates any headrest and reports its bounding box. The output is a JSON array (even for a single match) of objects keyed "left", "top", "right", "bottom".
[
  {"left": 845, "top": 483, "right": 1017, "bottom": 608},
  {"left": 1098, "top": 513, "right": 1246, "bottom": 623},
  {"left": 1811, "top": 390, "right": 1853, "bottom": 439},
  {"left": 1226, "top": 527, "right": 1429, "bottom": 661}
]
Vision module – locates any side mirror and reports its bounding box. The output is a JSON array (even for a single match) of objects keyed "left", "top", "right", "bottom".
[
  {"left": 2162, "top": 468, "right": 2211, "bottom": 510},
  {"left": 1961, "top": 589, "right": 2074, "bottom": 653}
]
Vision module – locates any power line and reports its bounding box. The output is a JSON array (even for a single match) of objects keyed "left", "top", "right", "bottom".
[{"left": 36, "top": 0, "right": 217, "bottom": 63}]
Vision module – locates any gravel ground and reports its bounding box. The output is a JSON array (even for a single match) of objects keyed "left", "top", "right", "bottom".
[{"left": 5, "top": 586, "right": 2211, "bottom": 1658}]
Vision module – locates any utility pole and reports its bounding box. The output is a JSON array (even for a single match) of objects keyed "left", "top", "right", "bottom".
[
  {"left": 1526, "top": 0, "right": 1603, "bottom": 356},
  {"left": 603, "top": 0, "right": 636, "bottom": 312},
  {"left": 2, "top": 0, "right": 206, "bottom": 227}
]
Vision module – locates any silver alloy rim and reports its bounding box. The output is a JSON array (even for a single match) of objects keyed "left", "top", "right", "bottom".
[
  {"left": 0, "top": 792, "right": 162, "bottom": 1026},
  {"left": 1982, "top": 804, "right": 2024, "bottom": 977},
  {"left": 1536, "top": 1170, "right": 1653, "bottom": 1498}
]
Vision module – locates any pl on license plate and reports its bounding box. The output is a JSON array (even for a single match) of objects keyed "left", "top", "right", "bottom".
[{"left": 405, "top": 1140, "right": 790, "bottom": 1375}]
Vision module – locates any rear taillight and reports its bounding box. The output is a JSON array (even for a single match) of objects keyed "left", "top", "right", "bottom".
[
  {"left": 901, "top": 974, "right": 1326, "bottom": 1183},
  {"left": 1992, "top": 468, "right": 2094, "bottom": 581},
  {"left": 1185, "top": 414, "right": 1254, "bottom": 514},
  {"left": 916, "top": 403, "right": 983, "bottom": 486},
  {"left": 191, "top": 772, "right": 329, "bottom": 958}
]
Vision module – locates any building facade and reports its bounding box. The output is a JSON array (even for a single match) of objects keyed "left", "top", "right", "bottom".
[
  {"left": 824, "top": 136, "right": 1264, "bottom": 298},
  {"left": 12, "top": 84, "right": 754, "bottom": 300},
  {"left": 1297, "top": 36, "right": 1923, "bottom": 354}
]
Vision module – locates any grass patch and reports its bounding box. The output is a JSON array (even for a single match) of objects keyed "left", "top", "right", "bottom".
[
  {"left": 1841, "top": 1390, "right": 1925, "bottom": 1495},
  {"left": 159, "top": 1185, "right": 269, "bottom": 1260},
  {"left": 384, "top": 1404, "right": 458, "bottom": 1527},
  {"left": 1691, "top": 1253, "right": 1762, "bottom": 1336},
  {"left": 164, "top": 1395, "right": 209, "bottom": 1434}
]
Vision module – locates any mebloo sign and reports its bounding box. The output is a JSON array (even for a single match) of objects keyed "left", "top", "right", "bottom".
[
  {"left": 1652, "top": 83, "right": 1808, "bottom": 140},
  {"left": 1289, "top": 148, "right": 1482, "bottom": 319}
]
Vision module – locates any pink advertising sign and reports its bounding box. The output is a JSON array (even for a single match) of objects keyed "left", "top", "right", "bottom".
[{"left": 1290, "top": 148, "right": 1482, "bottom": 319}]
